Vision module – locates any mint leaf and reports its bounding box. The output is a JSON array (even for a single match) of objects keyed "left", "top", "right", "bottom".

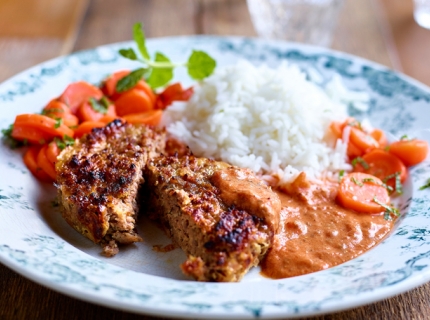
[
  {"left": 116, "top": 68, "right": 147, "bottom": 92},
  {"left": 1, "top": 124, "right": 21, "bottom": 149},
  {"left": 89, "top": 97, "right": 110, "bottom": 114},
  {"left": 133, "top": 23, "right": 150, "bottom": 60},
  {"left": 119, "top": 48, "right": 138, "bottom": 61},
  {"left": 147, "top": 52, "right": 174, "bottom": 89},
  {"left": 187, "top": 50, "right": 216, "bottom": 80}
]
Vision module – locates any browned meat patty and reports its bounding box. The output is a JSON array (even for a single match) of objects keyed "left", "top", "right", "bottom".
[
  {"left": 56, "top": 120, "right": 165, "bottom": 256},
  {"left": 143, "top": 155, "right": 281, "bottom": 282}
]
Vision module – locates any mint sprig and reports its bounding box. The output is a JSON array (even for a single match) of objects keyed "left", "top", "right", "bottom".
[{"left": 117, "top": 23, "right": 216, "bottom": 91}]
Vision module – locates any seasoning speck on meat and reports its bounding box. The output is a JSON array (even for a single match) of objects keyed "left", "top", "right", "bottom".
[
  {"left": 143, "top": 155, "right": 281, "bottom": 282},
  {"left": 56, "top": 120, "right": 165, "bottom": 256}
]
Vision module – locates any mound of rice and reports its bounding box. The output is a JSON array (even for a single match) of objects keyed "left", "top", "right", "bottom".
[{"left": 163, "top": 60, "right": 353, "bottom": 185}]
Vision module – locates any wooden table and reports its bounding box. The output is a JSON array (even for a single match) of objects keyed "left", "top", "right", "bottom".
[{"left": 1, "top": 0, "right": 430, "bottom": 319}]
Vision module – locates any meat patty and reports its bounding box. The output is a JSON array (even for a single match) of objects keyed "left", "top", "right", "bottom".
[
  {"left": 143, "top": 155, "right": 281, "bottom": 282},
  {"left": 56, "top": 120, "right": 165, "bottom": 256}
]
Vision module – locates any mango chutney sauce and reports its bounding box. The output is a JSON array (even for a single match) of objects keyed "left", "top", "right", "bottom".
[{"left": 261, "top": 173, "right": 394, "bottom": 279}]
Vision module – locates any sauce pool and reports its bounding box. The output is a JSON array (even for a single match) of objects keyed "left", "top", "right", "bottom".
[{"left": 260, "top": 173, "right": 394, "bottom": 279}]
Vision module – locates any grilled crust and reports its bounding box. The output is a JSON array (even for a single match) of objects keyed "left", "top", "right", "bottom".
[
  {"left": 143, "top": 155, "right": 274, "bottom": 282},
  {"left": 56, "top": 120, "right": 165, "bottom": 256}
]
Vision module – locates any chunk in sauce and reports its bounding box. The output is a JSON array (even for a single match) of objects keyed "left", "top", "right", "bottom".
[{"left": 260, "top": 173, "right": 394, "bottom": 279}]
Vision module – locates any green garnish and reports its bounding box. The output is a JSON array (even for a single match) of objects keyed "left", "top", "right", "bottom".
[
  {"left": 383, "top": 172, "right": 403, "bottom": 195},
  {"left": 1, "top": 124, "right": 21, "bottom": 148},
  {"left": 54, "top": 135, "right": 75, "bottom": 150},
  {"left": 373, "top": 196, "right": 400, "bottom": 220},
  {"left": 351, "top": 156, "right": 369, "bottom": 170},
  {"left": 420, "top": 178, "right": 430, "bottom": 190},
  {"left": 362, "top": 177, "right": 394, "bottom": 192},
  {"left": 338, "top": 170, "right": 345, "bottom": 181},
  {"left": 117, "top": 22, "right": 216, "bottom": 91},
  {"left": 351, "top": 177, "right": 363, "bottom": 187},
  {"left": 54, "top": 118, "right": 63, "bottom": 129},
  {"left": 89, "top": 97, "right": 110, "bottom": 114},
  {"left": 400, "top": 134, "right": 410, "bottom": 140},
  {"left": 41, "top": 108, "right": 64, "bottom": 115}
]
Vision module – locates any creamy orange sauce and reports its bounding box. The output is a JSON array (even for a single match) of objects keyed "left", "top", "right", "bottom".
[{"left": 261, "top": 173, "right": 394, "bottom": 279}]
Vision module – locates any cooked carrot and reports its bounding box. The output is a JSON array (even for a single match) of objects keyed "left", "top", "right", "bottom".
[
  {"left": 370, "top": 129, "right": 388, "bottom": 148},
  {"left": 76, "top": 100, "right": 117, "bottom": 123},
  {"left": 99, "top": 115, "right": 123, "bottom": 124},
  {"left": 23, "top": 146, "right": 53, "bottom": 182},
  {"left": 353, "top": 149, "right": 407, "bottom": 189},
  {"left": 11, "top": 125, "right": 53, "bottom": 144},
  {"left": 115, "top": 88, "right": 153, "bottom": 116},
  {"left": 347, "top": 140, "right": 363, "bottom": 159},
  {"left": 46, "top": 141, "right": 61, "bottom": 165},
  {"left": 43, "top": 100, "right": 80, "bottom": 127},
  {"left": 37, "top": 145, "right": 57, "bottom": 180},
  {"left": 349, "top": 127, "right": 379, "bottom": 152},
  {"left": 388, "top": 139, "right": 429, "bottom": 167},
  {"left": 330, "top": 121, "right": 343, "bottom": 140},
  {"left": 135, "top": 80, "right": 157, "bottom": 105},
  {"left": 73, "top": 121, "right": 106, "bottom": 138},
  {"left": 14, "top": 114, "right": 74, "bottom": 139},
  {"left": 156, "top": 83, "right": 193, "bottom": 109},
  {"left": 103, "top": 70, "right": 131, "bottom": 97},
  {"left": 337, "top": 172, "right": 390, "bottom": 213},
  {"left": 122, "top": 110, "right": 163, "bottom": 126},
  {"left": 59, "top": 81, "right": 103, "bottom": 114}
]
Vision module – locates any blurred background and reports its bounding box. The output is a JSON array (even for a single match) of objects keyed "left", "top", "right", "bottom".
[{"left": 1, "top": 0, "right": 430, "bottom": 319}]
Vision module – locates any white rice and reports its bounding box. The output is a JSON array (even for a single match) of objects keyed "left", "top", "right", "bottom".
[{"left": 162, "top": 60, "right": 357, "bottom": 185}]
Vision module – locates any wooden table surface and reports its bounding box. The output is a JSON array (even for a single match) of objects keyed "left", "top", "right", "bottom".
[{"left": 1, "top": 0, "right": 430, "bottom": 319}]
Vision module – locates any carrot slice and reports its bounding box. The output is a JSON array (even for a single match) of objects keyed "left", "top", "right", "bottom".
[
  {"left": 115, "top": 88, "right": 153, "bottom": 116},
  {"left": 43, "top": 100, "right": 80, "bottom": 128},
  {"left": 74, "top": 121, "right": 106, "bottom": 138},
  {"left": 122, "top": 110, "right": 163, "bottom": 126},
  {"left": 37, "top": 145, "right": 57, "bottom": 180},
  {"left": 337, "top": 172, "right": 390, "bottom": 213},
  {"left": 23, "top": 146, "right": 52, "bottom": 182},
  {"left": 349, "top": 127, "right": 379, "bottom": 152},
  {"left": 353, "top": 149, "right": 407, "bottom": 189},
  {"left": 347, "top": 140, "right": 363, "bottom": 159},
  {"left": 98, "top": 115, "right": 123, "bottom": 124},
  {"left": 330, "top": 121, "right": 343, "bottom": 140},
  {"left": 14, "top": 114, "right": 74, "bottom": 139},
  {"left": 388, "top": 139, "right": 429, "bottom": 167},
  {"left": 103, "top": 70, "right": 156, "bottom": 104},
  {"left": 11, "top": 125, "right": 53, "bottom": 144},
  {"left": 370, "top": 129, "right": 388, "bottom": 148},
  {"left": 59, "top": 81, "right": 103, "bottom": 114},
  {"left": 76, "top": 99, "right": 117, "bottom": 123},
  {"left": 103, "top": 70, "right": 131, "bottom": 97},
  {"left": 156, "top": 83, "right": 193, "bottom": 109},
  {"left": 135, "top": 80, "right": 157, "bottom": 105},
  {"left": 46, "top": 141, "right": 61, "bottom": 165}
]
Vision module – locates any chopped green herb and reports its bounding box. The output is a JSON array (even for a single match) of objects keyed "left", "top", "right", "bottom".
[
  {"left": 362, "top": 177, "right": 393, "bottom": 192},
  {"left": 54, "top": 135, "right": 75, "bottom": 150},
  {"left": 338, "top": 170, "right": 345, "bottom": 181},
  {"left": 373, "top": 196, "right": 400, "bottom": 220},
  {"left": 351, "top": 177, "right": 363, "bottom": 187},
  {"left": 351, "top": 156, "right": 369, "bottom": 170},
  {"left": 89, "top": 97, "right": 110, "bottom": 114},
  {"left": 400, "top": 134, "right": 410, "bottom": 140},
  {"left": 383, "top": 171, "right": 403, "bottom": 195},
  {"left": 420, "top": 178, "right": 430, "bottom": 190},
  {"left": 42, "top": 108, "right": 64, "bottom": 115},
  {"left": 1, "top": 124, "right": 22, "bottom": 148},
  {"left": 54, "top": 118, "right": 63, "bottom": 129},
  {"left": 117, "top": 23, "right": 216, "bottom": 90}
]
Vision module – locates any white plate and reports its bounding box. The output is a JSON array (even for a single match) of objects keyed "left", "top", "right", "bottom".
[{"left": 1, "top": 36, "right": 430, "bottom": 319}]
